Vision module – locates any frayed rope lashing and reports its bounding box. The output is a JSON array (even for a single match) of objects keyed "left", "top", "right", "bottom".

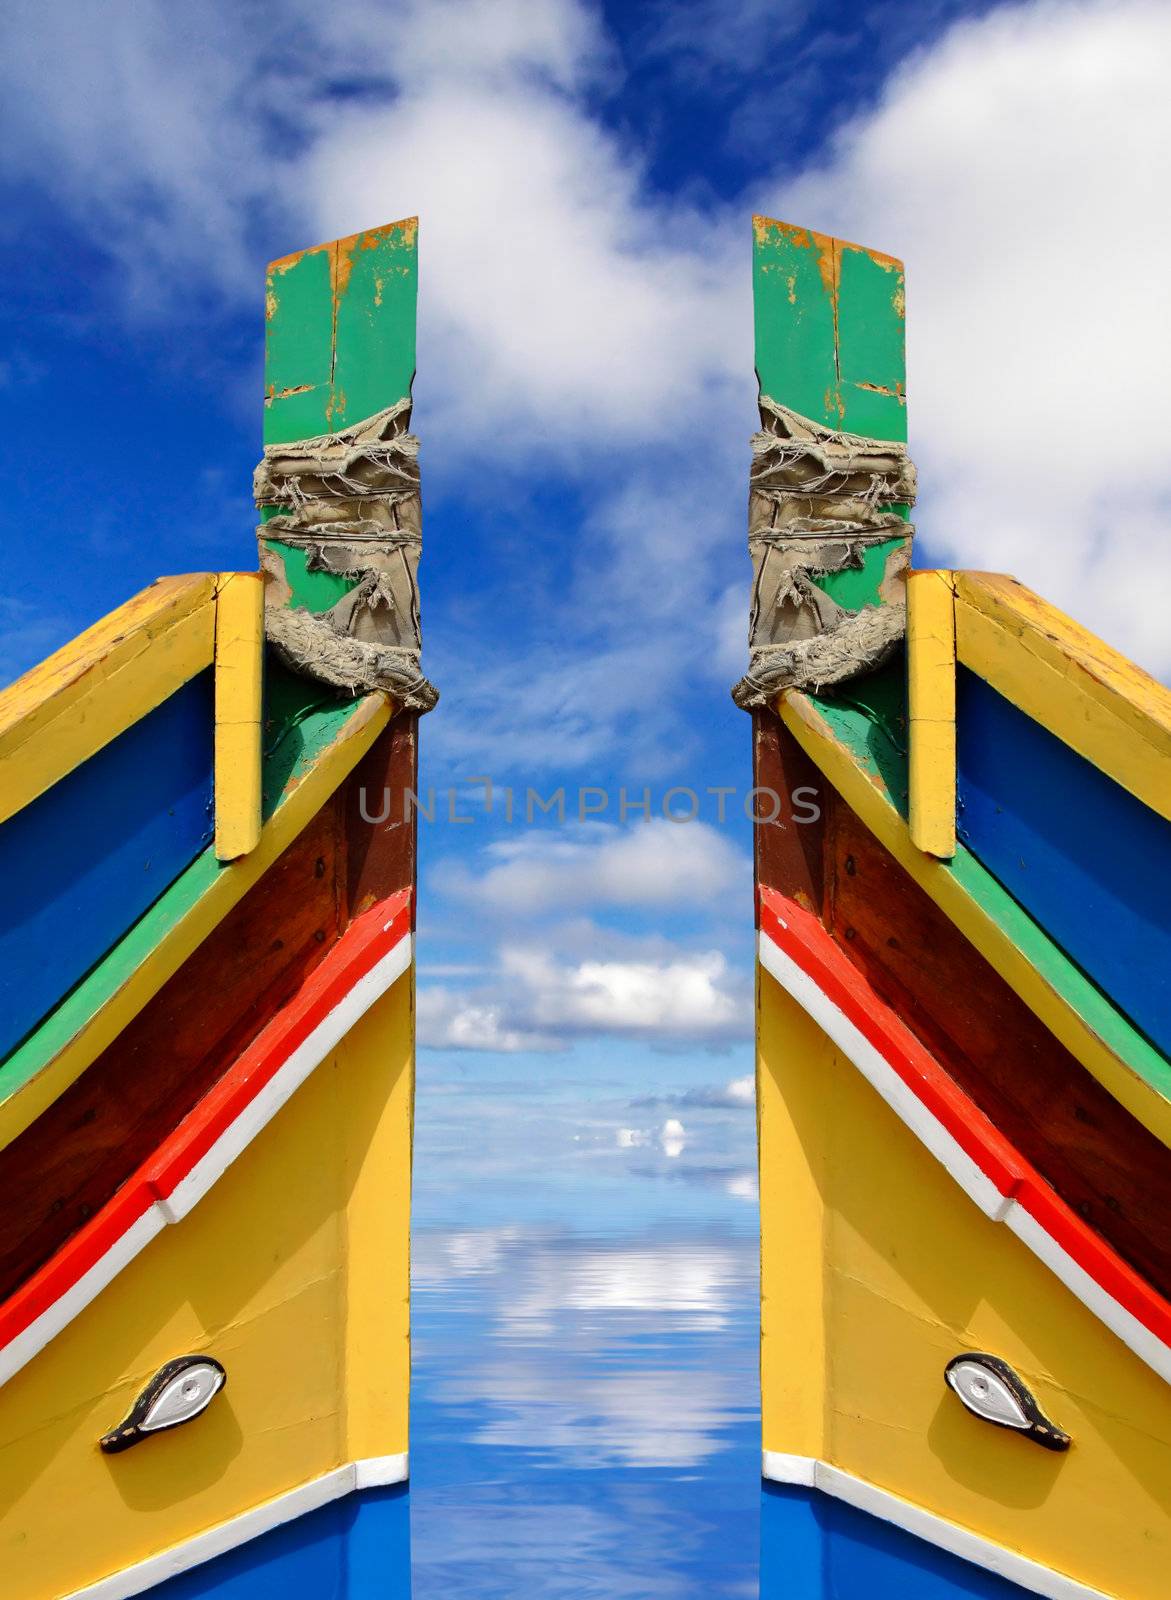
[
  {"left": 731, "top": 396, "right": 916, "bottom": 710},
  {"left": 254, "top": 398, "right": 438, "bottom": 712}
]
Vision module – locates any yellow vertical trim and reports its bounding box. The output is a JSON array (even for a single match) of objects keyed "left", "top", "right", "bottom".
[
  {"left": 213, "top": 573, "right": 264, "bottom": 861},
  {"left": 906, "top": 570, "right": 957, "bottom": 858},
  {"left": 0, "top": 575, "right": 217, "bottom": 826}
]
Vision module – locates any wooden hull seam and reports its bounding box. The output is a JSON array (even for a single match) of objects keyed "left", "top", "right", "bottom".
[
  {"left": 61, "top": 1457, "right": 409, "bottom": 1600},
  {"left": 758, "top": 894, "right": 1171, "bottom": 1381},
  {"left": 760, "top": 1455, "right": 1112, "bottom": 1600},
  {"left": 0, "top": 903, "right": 412, "bottom": 1389}
]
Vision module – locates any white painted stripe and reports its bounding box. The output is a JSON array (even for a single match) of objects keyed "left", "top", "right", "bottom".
[
  {"left": 162, "top": 933, "right": 412, "bottom": 1223},
  {"left": 758, "top": 930, "right": 1008, "bottom": 1221},
  {"left": 0, "top": 935, "right": 411, "bottom": 1389},
  {"left": 63, "top": 1454, "right": 409, "bottom": 1600},
  {"left": 352, "top": 1452, "right": 410, "bottom": 1490},
  {"left": 0, "top": 1210, "right": 165, "bottom": 1391},
  {"left": 1006, "top": 1206, "right": 1171, "bottom": 1383},
  {"left": 761, "top": 1452, "right": 1111, "bottom": 1600},
  {"left": 758, "top": 930, "right": 1171, "bottom": 1384}
]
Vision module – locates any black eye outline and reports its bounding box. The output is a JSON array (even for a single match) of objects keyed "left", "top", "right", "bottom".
[
  {"left": 944, "top": 1352, "right": 1070, "bottom": 1453},
  {"left": 100, "top": 1355, "right": 227, "bottom": 1454}
]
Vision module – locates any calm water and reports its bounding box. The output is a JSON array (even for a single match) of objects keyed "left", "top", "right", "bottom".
[{"left": 409, "top": 1047, "right": 761, "bottom": 1597}]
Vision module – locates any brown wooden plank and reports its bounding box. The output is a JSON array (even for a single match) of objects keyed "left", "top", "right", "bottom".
[
  {"left": 824, "top": 795, "right": 1171, "bottom": 1298},
  {"left": 0, "top": 702, "right": 420, "bottom": 1308},
  {"left": 345, "top": 713, "right": 419, "bottom": 922},
  {"left": 752, "top": 711, "right": 826, "bottom": 917},
  {"left": 0, "top": 800, "right": 344, "bottom": 1301}
]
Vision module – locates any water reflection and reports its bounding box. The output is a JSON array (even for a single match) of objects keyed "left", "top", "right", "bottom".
[{"left": 410, "top": 1052, "right": 760, "bottom": 1596}]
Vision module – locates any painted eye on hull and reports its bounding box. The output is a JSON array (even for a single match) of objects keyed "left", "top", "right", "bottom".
[
  {"left": 100, "top": 1356, "right": 227, "bottom": 1454},
  {"left": 944, "top": 1353, "right": 1070, "bottom": 1453}
]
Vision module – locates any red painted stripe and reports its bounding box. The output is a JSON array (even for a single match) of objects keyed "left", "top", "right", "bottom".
[
  {"left": 758, "top": 885, "right": 1171, "bottom": 1350},
  {"left": 0, "top": 891, "right": 411, "bottom": 1356},
  {"left": 146, "top": 890, "right": 410, "bottom": 1202}
]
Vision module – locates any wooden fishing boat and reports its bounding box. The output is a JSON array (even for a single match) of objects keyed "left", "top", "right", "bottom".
[
  {"left": 741, "top": 217, "right": 1171, "bottom": 1599},
  {"left": 0, "top": 218, "right": 431, "bottom": 1598}
]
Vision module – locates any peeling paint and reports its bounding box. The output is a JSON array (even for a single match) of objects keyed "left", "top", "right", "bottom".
[
  {"left": 855, "top": 380, "right": 906, "bottom": 401},
  {"left": 267, "top": 242, "right": 329, "bottom": 279},
  {"left": 332, "top": 235, "right": 356, "bottom": 304},
  {"left": 813, "top": 232, "right": 838, "bottom": 308}
]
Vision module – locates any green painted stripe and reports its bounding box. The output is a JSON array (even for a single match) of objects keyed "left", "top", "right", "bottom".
[
  {"left": 810, "top": 673, "right": 1171, "bottom": 1105},
  {"left": 0, "top": 673, "right": 364, "bottom": 1104}
]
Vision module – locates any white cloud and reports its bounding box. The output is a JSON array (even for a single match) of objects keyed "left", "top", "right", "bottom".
[
  {"left": 309, "top": 83, "right": 742, "bottom": 451},
  {"left": 505, "top": 944, "right": 746, "bottom": 1041},
  {"left": 0, "top": 0, "right": 742, "bottom": 445},
  {"left": 660, "top": 1117, "right": 686, "bottom": 1158},
  {"left": 459, "top": 1363, "right": 748, "bottom": 1467},
  {"left": 768, "top": 0, "right": 1171, "bottom": 675},
  {"left": 416, "top": 987, "right": 562, "bottom": 1053},
  {"left": 383, "top": 0, "right": 606, "bottom": 90},
  {"left": 413, "top": 1227, "right": 759, "bottom": 1470},
  {"left": 419, "top": 923, "right": 751, "bottom": 1053},
  {"left": 725, "top": 1170, "right": 758, "bottom": 1203},
  {"left": 629, "top": 1070, "right": 756, "bottom": 1111},
  {"left": 506, "top": 1240, "right": 748, "bottom": 1331},
  {"left": 436, "top": 819, "right": 750, "bottom": 915},
  {"left": 411, "top": 1225, "right": 528, "bottom": 1285}
]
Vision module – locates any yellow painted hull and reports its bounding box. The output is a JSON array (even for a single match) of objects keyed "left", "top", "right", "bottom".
[
  {"left": 0, "top": 972, "right": 413, "bottom": 1600},
  {"left": 758, "top": 964, "right": 1171, "bottom": 1599}
]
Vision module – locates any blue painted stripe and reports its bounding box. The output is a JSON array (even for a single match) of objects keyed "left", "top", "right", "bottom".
[
  {"left": 956, "top": 668, "right": 1171, "bottom": 1060},
  {"left": 762, "top": 1482, "right": 1039, "bottom": 1598},
  {"left": 144, "top": 1484, "right": 409, "bottom": 1598},
  {"left": 0, "top": 672, "right": 215, "bottom": 1061}
]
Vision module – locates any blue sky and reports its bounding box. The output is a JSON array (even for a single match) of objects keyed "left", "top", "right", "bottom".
[{"left": 2, "top": 0, "right": 1169, "bottom": 1094}]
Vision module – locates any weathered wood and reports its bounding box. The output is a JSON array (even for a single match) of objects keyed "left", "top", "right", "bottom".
[
  {"left": 262, "top": 221, "right": 419, "bottom": 613},
  {"left": 752, "top": 217, "right": 910, "bottom": 618},
  {"left": 749, "top": 218, "right": 911, "bottom": 881},
  {"left": 346, "top": 713, "right": 419, "bottom": 921},
  {"left": 753, "top": 711, "right": 825, "bottom": 915}
]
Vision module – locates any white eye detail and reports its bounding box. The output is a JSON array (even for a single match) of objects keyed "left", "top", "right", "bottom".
[
  {"left": 944, "top": 1353, "right": 1070, "bottom": 1452},
  {"left": 101, "top": 1356, "right": 227, "bottom": 1453},
  {"left": 947, "top": 1359, "right": 1029, "bottom": 1429},
  {"left": 141, "top": 1361, "right": 225, "bottom": 1433}
]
